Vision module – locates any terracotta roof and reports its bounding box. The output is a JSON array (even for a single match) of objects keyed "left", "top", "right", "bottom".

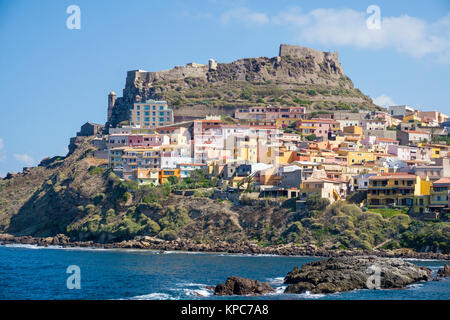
[
  {"left": 376, "top": 138, "right": 397, "bottom": 142},
  {"left": 404, "top": 130, "right": 429, "bottom": 134},
  {"left": 370, "top": 174, "right": 416, "bottom": 180},
  {"left": 301, "top": 118, "right": 339, "bottom": 124},
  {"left": 194, "top": 119, "right": 222, "bottom": 123},
  {"left": 433, "top": 178, "right": 450, "bottom": 184}
]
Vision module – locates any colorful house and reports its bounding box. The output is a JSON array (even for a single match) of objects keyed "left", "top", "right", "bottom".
[
  {"left": 159, "top": 168, "right": 181, "bottom": 184},
  {"left": 300, "top": 177, "right": 348, "bottom": 203},
  {"left": 136, "top": 168, "right": 160, "bottom": 185},
  {"left": 337, "top": 150, "right": 375, "bottom": 166},
  {"left": 367, "top": 173, "right": 431, "bottom": 208},
  {"left": 296, "top": 118, "right": 340, "bottom": 139},
  {"left": 428, "top": 178, "right": 450, "bottom": 216}
]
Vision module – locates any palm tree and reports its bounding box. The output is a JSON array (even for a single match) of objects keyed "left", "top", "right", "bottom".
[{"left": 245, "top": 175, "right": 254, "bottom": 193}]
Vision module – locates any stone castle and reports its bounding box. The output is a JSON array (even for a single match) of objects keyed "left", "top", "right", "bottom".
[{"left": 106, "top": 44, "right": 349, "bottom": 128}]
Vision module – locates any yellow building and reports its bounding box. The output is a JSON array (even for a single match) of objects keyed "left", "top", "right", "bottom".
[
  {"left": 418, "top": 143, "right": 449, "bottom": 159},
  {"left": 159, "top": 168, "right": 180, "bottom": 184},
  {"left": 402, "top": 113, "right": 423, "bottom": 124},
  {"left": 343, "top": 126, "right": 363, "bottom": 136},
  {"left": 276, "top": 118, "right": 299, "bottom": 128},
  {"left": 338, "top": 150, "right": 375, "bottom": 166},
  {"left": 276, "top": 150, "right": 294, "bottom": 164},
  {"left": 367, "top": 174, "right": 432, "bottom": 209}
]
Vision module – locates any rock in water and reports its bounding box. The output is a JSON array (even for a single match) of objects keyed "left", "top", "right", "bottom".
[
  {"left": 284, "top": 256, "right": 431, "bottom": 294},
  {"left": 437, "top": 265, "right": 450, "bottom": 278},
  {"left": 214, "top": 276, "right": 275, "bottom": 296}
]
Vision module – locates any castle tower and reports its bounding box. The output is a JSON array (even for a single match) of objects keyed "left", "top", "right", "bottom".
[{"left": 107, "top": 91, "right": 116, "bottom": 123}]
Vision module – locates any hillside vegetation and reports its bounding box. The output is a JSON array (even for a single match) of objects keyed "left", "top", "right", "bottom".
[{"left": 0, "top": 142, "right": 448, "bottom": 254}]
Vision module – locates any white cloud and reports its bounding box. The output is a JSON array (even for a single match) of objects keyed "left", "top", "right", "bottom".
[
  {"left": 220, "top": 7, "right": 269, "bottom": 26},
  {"left": 373, "top": 94, "right": 395, "bottom": 108},
  {"left": 13, "top": 153, "right": 34, "bottom": 166},
  {"left": 0, "top": 138, "right": 5, "bottom": 162},
  {"left": 270, "top": 7, "right": 450, "bottom": 62}
]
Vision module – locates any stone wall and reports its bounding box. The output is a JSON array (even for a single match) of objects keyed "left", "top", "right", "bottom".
[{"left": 364, "top": 129, "right": 397, "bottom": 140}]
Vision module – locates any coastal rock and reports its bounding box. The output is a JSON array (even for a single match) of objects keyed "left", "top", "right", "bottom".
[
  {"left": 437, "top": 265, "right": 450, "bottom": 277},
  {"left": 284, "top": 256, "right": 432, "bottom": 294},
  {"left": 214, "top": 276, "right": 275, "bottom": 296}
]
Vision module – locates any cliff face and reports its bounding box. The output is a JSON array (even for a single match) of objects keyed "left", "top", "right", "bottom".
[{"left": 108, "top": 44, "right": 377, "bottom": 127}]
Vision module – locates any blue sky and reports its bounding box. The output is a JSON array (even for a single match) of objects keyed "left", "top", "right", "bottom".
[{"left": 0, "top": 0, "right": 449, "bottom": 177}]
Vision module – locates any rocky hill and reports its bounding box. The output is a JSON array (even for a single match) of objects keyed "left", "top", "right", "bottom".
[{"left": 108, "top": 44, "right": 379, "bottom": 127}]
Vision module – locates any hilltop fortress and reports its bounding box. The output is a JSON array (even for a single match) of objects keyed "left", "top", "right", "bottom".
[{"left": 107, "top": 44, "right": 372, "bottom": 128}]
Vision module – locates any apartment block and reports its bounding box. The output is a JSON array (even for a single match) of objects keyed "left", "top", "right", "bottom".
[{"left": 130, "top": 100, "right": 174, "bottom": 128}]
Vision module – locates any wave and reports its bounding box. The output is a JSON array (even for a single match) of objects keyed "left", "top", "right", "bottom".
[
  {"left": 2, "top": 244, "right": 51, "bottom": 250},
  {"left": 267, "top": 276, "right": 285, "bottom": 286},
  {"left": 2, "top": 243, "right": 164, "bottom": 254},
  {"left": 404, "top": 258, "right": 449, "bottom": 262},
  {"left": 175, "top": 282, "right": 209, "bottom": 287},
  {"left": 406, "top": 283, "right": 425, "bottom": 289},
  {"left": 181, "top": 288, "right": 213, "bottom": 298},
  {"left": 298, "top": 291, "right": 326, "bottom": 299},
  {"left": 274, "top": 286, "right": 288, "bottom": 294},
  {"left": 128, "top": 292, "right": 175, "bottom": 300}
]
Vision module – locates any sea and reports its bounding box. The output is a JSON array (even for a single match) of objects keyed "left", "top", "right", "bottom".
[{"left": 0, "top": 244, "right": 448, "bottom": 300}]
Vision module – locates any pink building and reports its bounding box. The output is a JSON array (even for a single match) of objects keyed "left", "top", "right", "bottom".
[
  {"left": 387, "top": 145, "right": 420, "bottom": 161},
  {"left": 193, "top": 119, "right": 223, "bottom": 163},
  {"left": 235, "top": 105, "right": 306, "bottom": 121},
  {"left": 128, "top": 135, "right": 143, "bottom": 146},
  {"left": 142, "top": 134, "right": 169, "bottom": 147},
  {"left": 108, "top": 134, "right": 169, "bottom": 148},
  {"left": 296, "top": 118, "right": 340, "bottom": 138}
]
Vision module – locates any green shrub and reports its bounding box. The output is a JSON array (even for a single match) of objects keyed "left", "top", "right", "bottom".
[
  {"left": 122, "top": 192, "right": 132, "bottom": 203},
  {"left": 85, "top": 204, "right": 96, "bottom": 214},
  {"left": 305, "top": 193, "right": 330, "bottom": 212},
  {"left": 93, "top": 193, "right": 106, "bottom": 205},
  {"left": 160, "top": 229, "right": 178, "bottom": 241},
  {"left": 158, "top": 206, "right": 190, "bottom": 230},
  {"left": 89, "top": 166, "right": 103, "bottom": 175}
]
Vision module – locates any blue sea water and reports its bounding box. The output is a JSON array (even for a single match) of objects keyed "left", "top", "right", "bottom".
[{"left": 0, "top": 244, "right": 448, "bottom": 300}]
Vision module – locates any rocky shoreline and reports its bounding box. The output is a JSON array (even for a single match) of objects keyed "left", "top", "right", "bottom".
[{"left": 0, "top": 233, "right": 449, "bottom": 260}]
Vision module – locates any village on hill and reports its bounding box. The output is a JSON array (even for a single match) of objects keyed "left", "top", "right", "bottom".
[{"left": 73, "top": 94, "right": 450, "bottom": 220}]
